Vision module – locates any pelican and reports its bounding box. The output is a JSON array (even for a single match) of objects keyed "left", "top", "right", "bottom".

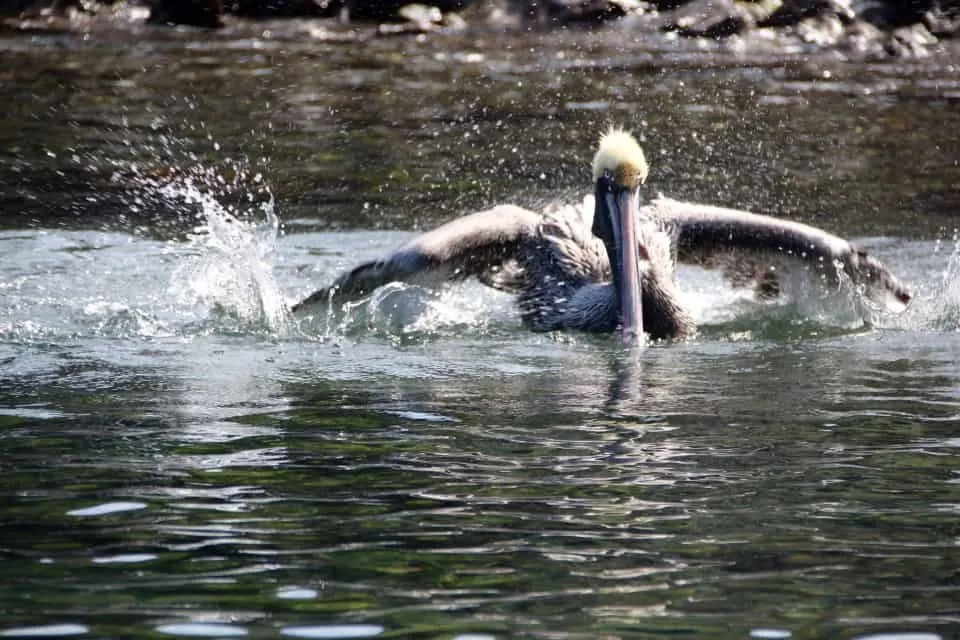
[{"left": 292, "top": 129, "right": 912, "bottom": 341}]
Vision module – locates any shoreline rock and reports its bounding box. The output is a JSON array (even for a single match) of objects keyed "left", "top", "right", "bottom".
[{"left": 1, "top": 0, "right": 956, "bottom": 58}]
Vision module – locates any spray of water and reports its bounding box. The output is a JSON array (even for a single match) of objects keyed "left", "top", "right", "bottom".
[
  {"left": 295, "top": 280, "right": 516, "bottom": 344},
  {"left": 105, "top": 136, "right": 953, "bottom": 344},
  {"left": 166, "top": 170, "right": 288, "bottom": 334},
  {"left": 121, "top": 158, "right": 291, "bottom": 336},
  {"left": 901, "top": 229, "right": 960, "bottom": 333}
]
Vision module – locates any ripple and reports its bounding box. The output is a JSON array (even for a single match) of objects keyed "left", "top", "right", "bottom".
[
  {"left": 276, "top": 587, "right": 320, "bottom": 600},
  {"left": 852, "top": 634, "right": 942, "bottom": 640},
  {"left": 750, "top": 630, "right": 792, "bottom": 639},
  {"left": 155, "top": 623, "right": 248, "bottom": 637},
  {"left": 0, "top": 407, "right": 66, "bottom": 420},
  {"left": 386, "top": 410, "right": 458, "bottom": 423},
  {"left": 91, "top": 553, "right": 158, "bottom": 564},
  {"left": 66, "top": 502, "right": 148, "bottom": 517},
  {"left": 279, "top": 625, "right": 384, "bottom": 639},
  {"left": 0, "top": 625, "right": 88, "bottom": 637}
]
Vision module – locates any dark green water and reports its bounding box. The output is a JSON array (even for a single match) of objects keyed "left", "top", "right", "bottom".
[{"left": 1, "top": 18, "right": 959, "bottom": 640}]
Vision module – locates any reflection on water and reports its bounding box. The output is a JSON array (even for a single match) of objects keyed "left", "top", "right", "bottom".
[{"left": 1, "top": 19, "right": 959, "bottom": 640}]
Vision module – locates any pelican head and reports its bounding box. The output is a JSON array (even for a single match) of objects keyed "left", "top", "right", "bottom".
[{"left": 590, "top": 129, "right": 648, "bottom": 345}]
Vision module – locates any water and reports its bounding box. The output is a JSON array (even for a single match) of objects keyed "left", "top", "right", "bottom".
[{"left": 2, "top": 18, "right": 960, "bottom": 640}]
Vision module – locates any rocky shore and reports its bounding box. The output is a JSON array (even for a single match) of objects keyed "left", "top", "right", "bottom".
[{"left": 2, "top": 0, "right": 958, "bottom": 58}]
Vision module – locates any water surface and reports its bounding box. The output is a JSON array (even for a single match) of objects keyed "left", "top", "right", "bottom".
[{"left": 1, "top": 19, "right": 959, "bottom": 640}]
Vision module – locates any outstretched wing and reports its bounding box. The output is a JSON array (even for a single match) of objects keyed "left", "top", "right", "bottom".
[
  {"left": 291, "top": 204, "right": 542, "bottom": 313},
  {"left": 644, "top": 197, "right": 913, "bottom": 311}
]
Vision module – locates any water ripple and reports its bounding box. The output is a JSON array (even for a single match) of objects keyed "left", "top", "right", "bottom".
[
  {"left": 279, "top": 625, "right": 384, "bottom": 639},
  {"left": 0, "top": 626, "right": 88, "bottom": 638},
  {"left": 155, "top": 623, "right": 248, "bottom": 637},
  {"left": 66, "top": 501, "right": 148, "bottom": 517}
]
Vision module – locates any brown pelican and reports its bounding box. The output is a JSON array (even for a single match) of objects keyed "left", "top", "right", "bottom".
[{"left": 292, "top": 130, "right": 912, "bottom": 341}]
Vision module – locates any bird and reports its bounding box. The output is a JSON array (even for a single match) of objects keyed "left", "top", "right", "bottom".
[{"left": 291, "top": 129, "right": 912, "bottom": 343}]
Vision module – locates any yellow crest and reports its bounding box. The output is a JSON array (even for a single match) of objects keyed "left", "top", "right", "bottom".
[{"left": 591, "top": 128, "right": 648, "bottom": 189}]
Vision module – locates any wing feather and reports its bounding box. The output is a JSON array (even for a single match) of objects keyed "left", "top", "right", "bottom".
[
  {"left": 644, "top": 197, "right": 912, "bottom": 309},
  {"left": 292, "top": 204, "right": 541, "bottom": 313}
]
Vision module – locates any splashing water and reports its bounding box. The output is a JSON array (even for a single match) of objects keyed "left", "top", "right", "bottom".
[
  {"left": 911, "top": 229, "right": 960, "bottom": 332},
  {"left": 295, "top": 280, "right": 517, "bottom": 344},
  {"left": 109, "top": 139, "right": 935, "bottom": 345},
  {"left": 138, "top": 162, "right": 291, "bottom": 335}
]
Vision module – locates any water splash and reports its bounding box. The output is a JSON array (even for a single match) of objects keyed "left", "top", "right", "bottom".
[
  {"left": 679, "top": 260, "right": 885, "bottom": 341},
  {"left": 296, "top": 281, "right": 516, "bottom": 344},
  {"left": 904, "top": 229, "right": 960, "bottom": 332},
  {"left": 293, "top": 254, "right": 910, "bottom": 345},
  {"left": 11, "top": 135, "right": 937, "bottom": 346},
  {"left": 140, "top": 163, "right": 291, "bottom": 335},
  {"left": 81, "top": 300, "right": 173, "bottom": 339}
]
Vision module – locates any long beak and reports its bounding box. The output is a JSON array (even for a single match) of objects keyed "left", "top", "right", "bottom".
[{"left": 612, "top": 188, "right": 643, "bottom": 346}]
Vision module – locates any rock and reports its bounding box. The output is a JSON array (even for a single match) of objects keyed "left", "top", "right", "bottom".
[
  {"left": 494, "top": 0, "right": 641, "bottom": 28},
  {"left": 342, "top": 0, "right": 469, "bottom": 21},
  {"left": 836, "top": 14, "right": 883, "bottom": 53},
  {"left": 923, "top": 0, "right": 960, "bottom": 37},
  {"left": 0, "top": 0, "right": 85, "bottom": 18},
  {"left": 660, "top": 0, "right": 758, "bottom": 38},
  {"left": 884, "top": 21, "right": 938, "bottom": 56},
  {"left": 376, "top": 2, "right": 442, "bottom": 32},
  {"left": 757, "top": 0, "right": 853, "bottom": 29}
]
